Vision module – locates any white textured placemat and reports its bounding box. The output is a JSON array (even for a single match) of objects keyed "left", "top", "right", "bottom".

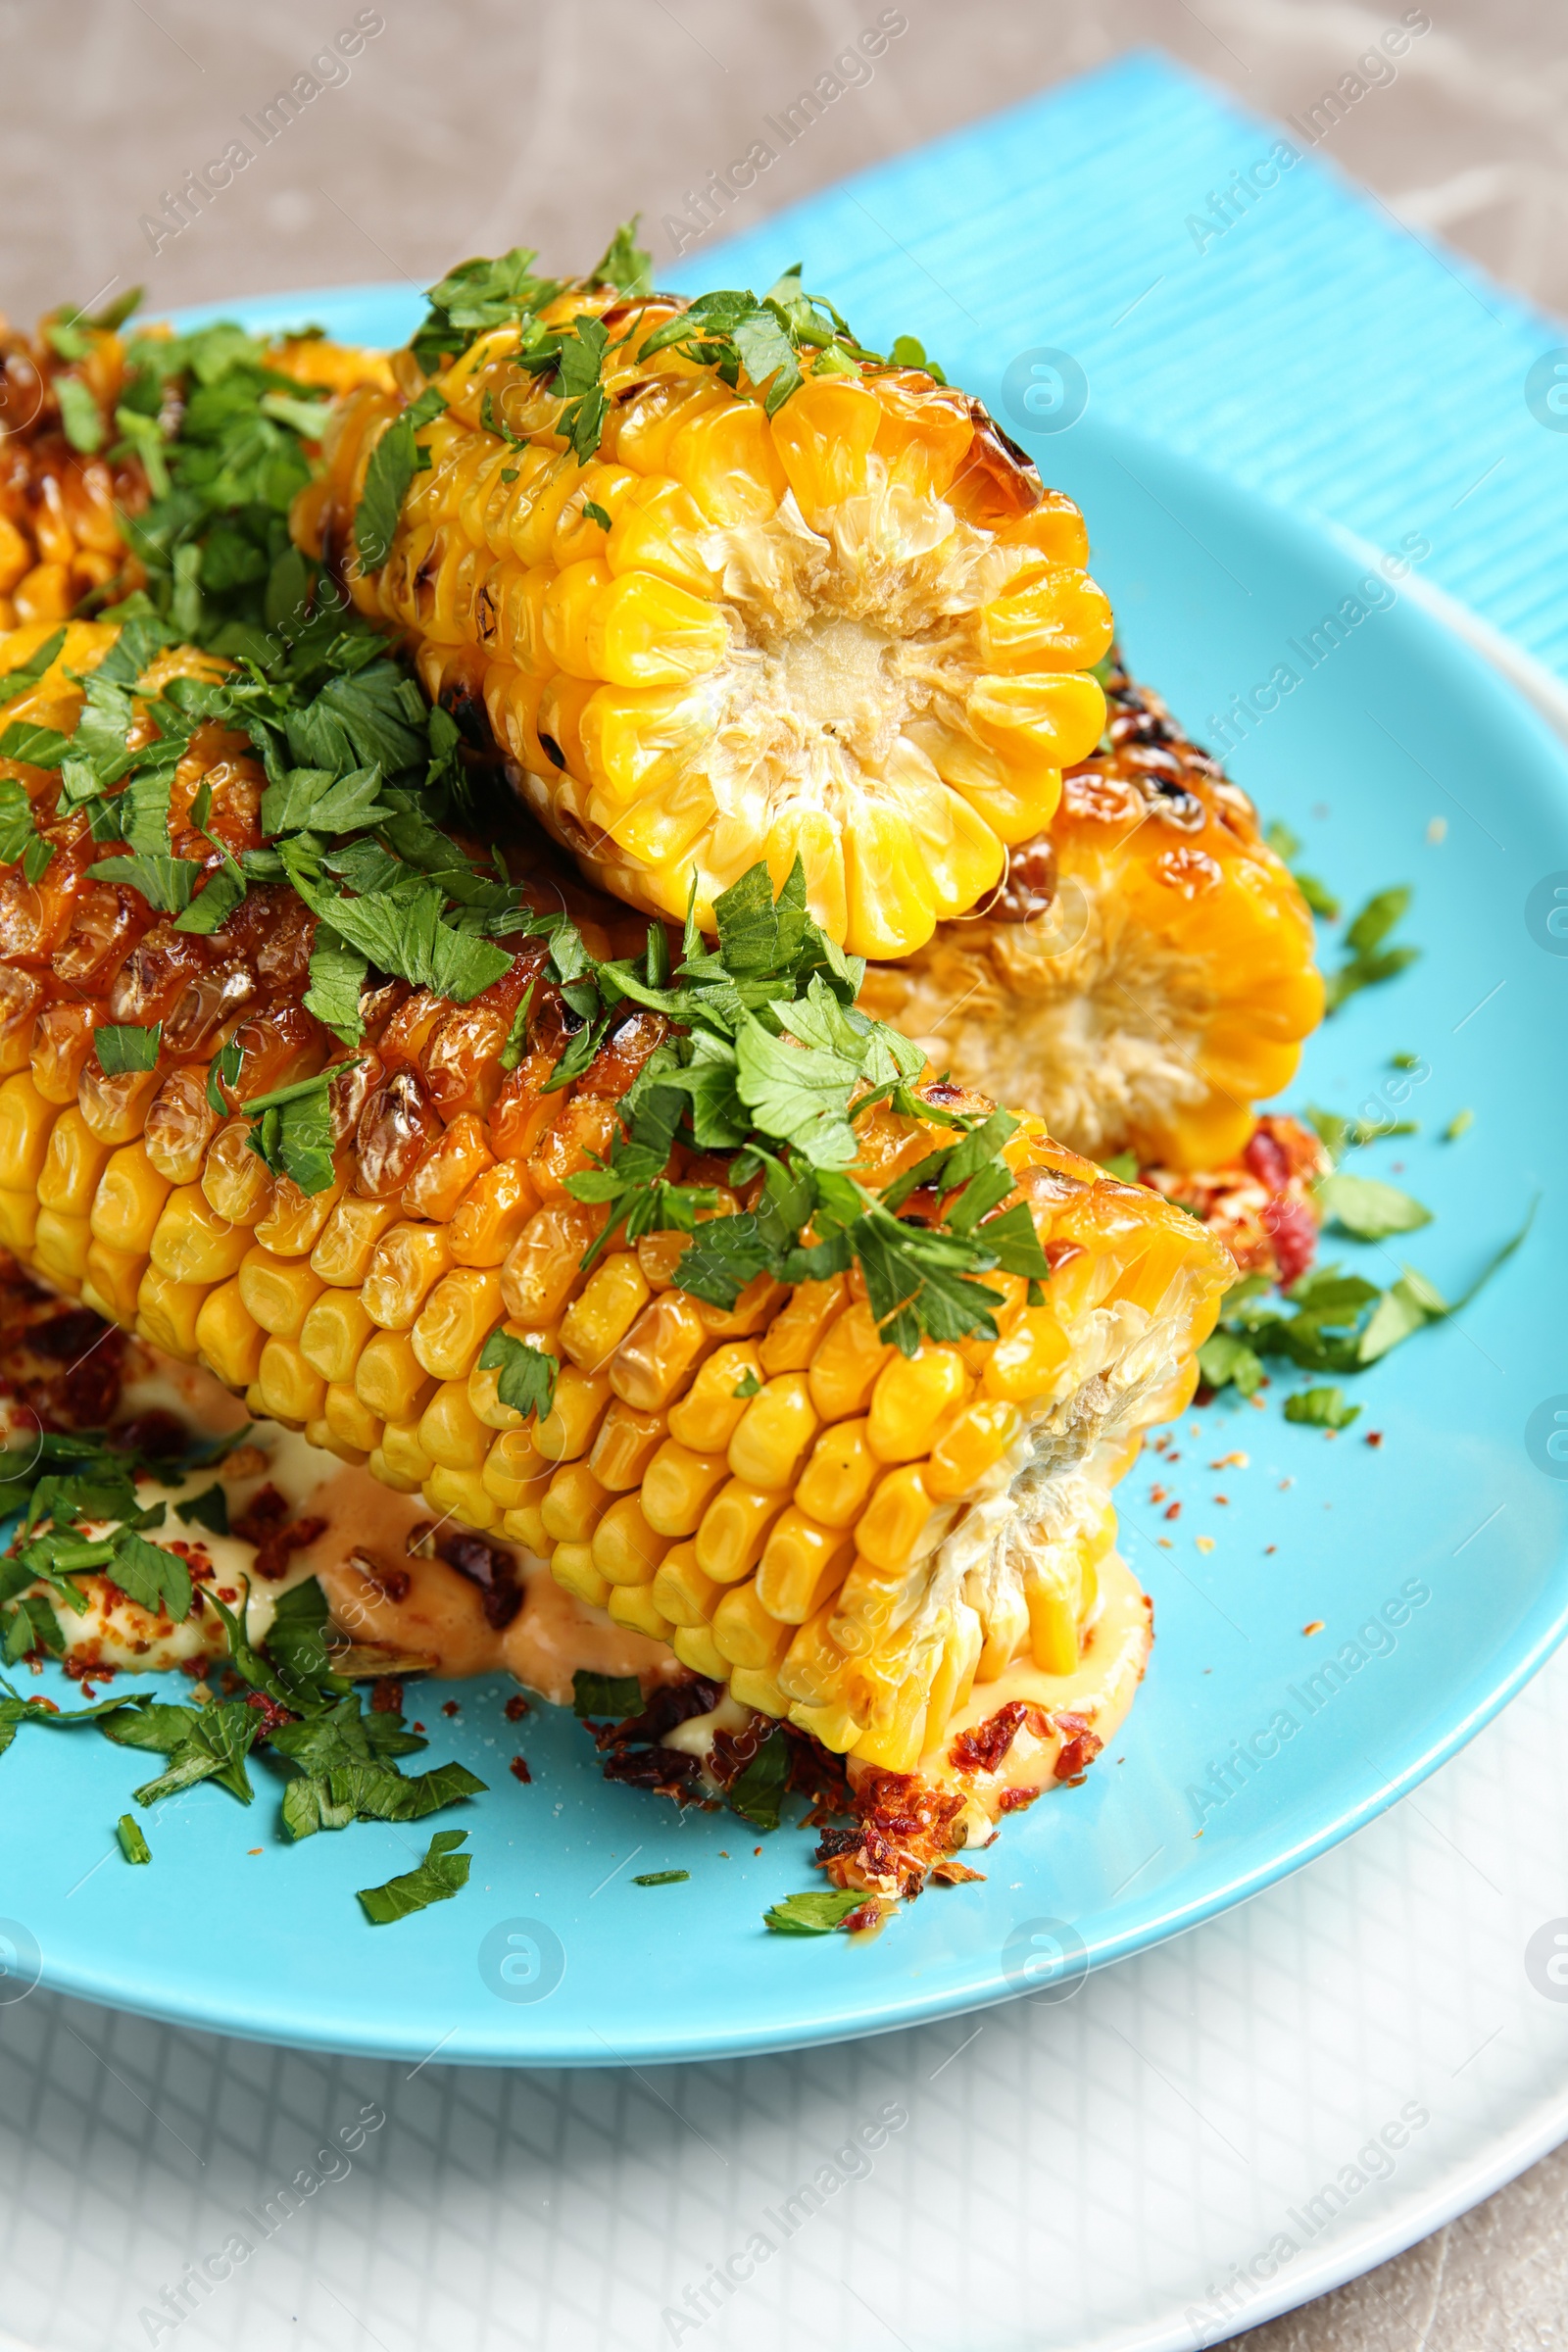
[{"left": 0, "top": 1628, "right": 1564, "bottom": 2352}]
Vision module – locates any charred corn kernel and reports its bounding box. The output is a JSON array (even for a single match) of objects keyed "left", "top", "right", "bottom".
[
  {"left": 666, "top": 1342, "right": 760, "bottom": 1451},
  {"left": 257, "top": 1337, "right": 327, "bottom": 1426},
  {"left": 237, "top": 1248, "right": 322, "bottom": 1340},
  {"left": 254, "top": 1169, "right": 346, "bottom": 1256},
  {"left": 588, "top": 1401, "right": 667, "bottom": 1492},
  {"left": 299, "top": 1291, "right": 376, "bottom": 1384},
  {"left": 925, "top": 1398, "right": 1022, "bottom": 1498},
  {"left": 808, "top": 1303, "right": 893, "bottom": 1422},
  {"left": 448, "top": 1159, "right": 538, "bottom": 1266},
  {"left": 77, "top": 1064, "right": 162, "bottom": 1147},
  {"left": 592, "top": 1495, "right": 667, "bottom": 1587},
  {"left": 364, "top": 1222, "right": 453, "bottom": 1331},
  {"left": 376, "top": 1421, "right": 433, "bottom": 1489},
  {"left": 652, "top": 1543, "right": 719, "bottom": 1628},
  {"left": 149, "top": 1187, "right": 251, "bottom": 1286},
  {"left": 324, "top": 1383, "right": 382, "bottom": 1454},
  {"left": 608, "top": 1583, "right": 676, "bottom": 1642},
  {"left": 634, "top": 1228, "right": 688, "bottom": 1290},
  {"left": 422, "top": 1465, "right": 500, "bottom": 1532},
  {"left": 856, "top": 1466, "right": 940, "bottom": 1572},
  {"left": 756, "top": 1508, "right": 856, "bottom": 1624},
  {"left": 726, "top": 1373, "right": 818, "bottom": 1492},
  {"left": 202, "top": 1120, "right": 274, "bottom": 1227},
  {"left": 194, "top": 1281, "right": 265, "bottom": 1388},
  {"left": 0, "top": 1191, "right": 37, "bottom": 1252},
  {"left": 501, "top": 1198, "right": 597, "bottom": 1323},
  {"left": 411, "top": 1267, "right": 505, "bottom": 1381},
  {"left": 866, "top": 1347, "right": 970, "bottom": 1464},
  {"left": 541, "top": 1460, "right": 611, "bottom": 1544},
  {"left": 32, "top": 1208, "right": 91, "bottom": 1286},
  {"left": 1024, "top": 1568, "right": 1080, "bottom": 1676},
  {"left": 695, "top": 1479, "right": 788, "bottom": 1586},
  {"left": 136, "top": 1265, "right": 210, "bottom": 1358},
  {"left": 608, "top": 1290, "right": 710, "bottom": 1412},
  {"left": 551, "top": 1543, "right": 610, "bottom": 1609},
  {"left": 37, "top": 1109, "right": 111, "bottom": 1215},
  {"left": 711, "top": 1581, "right": 791, "bottom": 1673},
  {"left": 354, "top": 1328, "right": 437, "bottom": 1424},
  {"left": 981, "top": 1306, "right": 1071, "bottom": 1402},
  {"left": 641, "top": 1440, "right": 730, "bottom": 1538},
  {"left": 534, "top": 1365, "right": 612, "bottom": 1462},
  {"left": 481, "top": 1428, "right": 550, "bottom": 1509},
  {"left": 560, "top": 1251, "right": 650, "bottom": 1371},
  {"left": 786, "top": 1698, "right": 861, "bottom": 1753},
  {"left": 758, "top": 1276, "right": 847, "bottom": 1375},
  {"left": 418, "top": 1381, "right": 492, "bottom": 1472},
  {"left": 88, "top": 1144, "right": 171, "bottom": 1256},
  {"left": 0, "top": 1075, "right": 55, "bottom": 1190},
  {"left": 311, "top": 1194, "right": 405, "bottom": 1285},
  {"left": 795, "top": 1418, "right": 878, "bottom": 1530},
  {"left": 404, "top": 1113, "right": 495, "bottom": 1222},
  {"left": 671, "top": 1624, "right": 728, "bottom": 1682}
]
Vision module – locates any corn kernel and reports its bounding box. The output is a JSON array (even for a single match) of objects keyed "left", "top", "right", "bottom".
[
  {"left": 418, "top": 1380, "right": 493, "bottom": 1472},
  {"left": 237, "top": 1248, "right": 322, "bottom": 1340},
  {"left": 201, "top": 1119, "right": 273, "bottom": 1227},
  {"left": 37, "top": 1108, "right": 111, "bottom": 1216},
  {"left": 355, "top": 1328, "right": 437, "bottom": 1423},
  {"left": 149, "top": 1187, "right": 251, "bottom": 1286},
  {"left": 89, "top": 1143, "right": 172, "bottom": 1256},
  {"left": 81, "top": 1239, "right": 144, "bottom": 1325},
  {"left": 32, "top": 1207, "right": 91, "bottom": 1286},
  {"left": 501, "top": 1197, "right": 597, "bottom": 1323},
  {"left": 311, "top": 1194, "right": 405, "bottom": 1285},
  {"left": 254, "top": 1167, "right": 346, "bottom": 1257},
  {"left": 852, "top": 1681, "right": 929, "bottom": 1774},
  {"left": 652, "top": 1543, "right": 719, "bottom": 1628},
  {"left": 711, "top": 1582, "right": 790, "bottom": 1672},
  {"left": 641, "top": 1439, "right": 730, "bottom": 1538},
  {"left": 1025, "top": 1569, "right": 1081, "bottom": 1676},
  {"left": 299, "top": 1291, "right": 375, "bottom": 1384},
  {"left": 541, "top": 1461, "right": 611, "bottom": 1544},
  {"left": 588, "top": 1400, "right": 667, "bottom": 1492},
  {"left": 695, "top": 1479, "right": 788, "bottom": 1586},
  {"left": 551, "top": 1542, "right": 610, "bottom": 1609},
  {"left": 257, "top": 1336, "right": 328, "bottom": 1425},
  {"left": 534, "top": 1365, "right": 612, "bottom": 1462},
  {"left": 727, "top": 1373, "right": 819, "bottom": 1490},
  {"left": 448, "top": 1158, "right": 538, "bottom": 1265},
  {"left": 78, "top": 1064, "right": 161, "bottom": 1148},
  {"left": 867, "top": 1346, "right": 971, "bottom": 1464},
  {"left": 794, "top": 1417, "right": 878, "bottom": 1529},
  {"left": 501, "top": 1502, "right": 549, "bottom": 1551},
  {"left": 777, "top": 1602, "right": 853, "bottom": 1705},
  {"left": 786, "top": 1699, "right": 862, "bottom": 1752},
  {"left": 665, "top": 1342, "right": 760, "bottom": 1451},
  {"left": 808, "top": 1301, "right": 893, "bottom": 1422},
  {"left": 422, "top": 1464, "right": 501, "bottom": 1531},
  {"left": 925, "top": 1398, "right": 1022, "bottom": 1498},
  {"left": 592, "top": 1494, "right": 667, "bottom": 1587},
  {"left": 607, "top": 1583, "right": 675, "bottom": 1642},
  {"left": 671, "top": 1625, "right": 728, "bottom": 1682},
  {"left": 0, "top": 1190, "right": 37, "bottom": 1253},
  {"left": 377, "top": 1421, "right": 433, "bottom": 1489},
  {"left": 194, "top": 1280, "right": 265, "bottom": 1388},
  {"left": 756, "top": 1508, "right": 856, "bottom": 1624},
  {"left": 696, "top": 1271, "right": 787, "bottom": 1341},
  {"left": 982, "top": 1305, "right": 1071, "bottom": 1402},
  {"left": 324, "top": 1383, "right": 382, "bottom": 1454},
  {"left": 758, "top": 1276, "right": 848, "bottom": 1374},
  {"left": 924, "top": 1603, "right": 983, "bottom": 1747},
  {"left": 364, "top": 1222, "right": 453, "bottom": 1330},
  {"left": 466, "top": 1321, "right": 557, "bottom": 1430},
  {"left": 411, "top": 1266, "right": 505, "bottom": 1381},
  {"left": 135, "top": 1263, "right": 210, "bottom": 1357},
  {"left": 608, "top": 1290, "right": 710, "bottom": 1412},
  {"left": 481, "top": 1429, "right": 550, "bottom": 1510},
  {"left": 0, "top": 1073, "right": 55, "bottom": 1190},
  {"left": 560, "top": 1251, "right": 650, "bottom": 1373},
  {"left": 726, "top": 1666, "right": 789, "bottom": 1719},
  {"left": 404, "top": 1112, "right": 495, "bottom": 1221},
  {"left": 855, "top": 1466, "right": 943, "bottom": 1573}
]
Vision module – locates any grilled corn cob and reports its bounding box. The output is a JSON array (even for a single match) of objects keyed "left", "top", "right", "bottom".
[
  {"left": 0, "top": 624, "right": 1230, "bottom": 1780},
  {"left": 292, "top": 238, "right": 1114, "bottom": 958},
  {"left": 0, "top": 297, "right": 392, "bottom": 633},
  {"left": 860, "top": 651, "right": 1325, "bottom": 1168}
]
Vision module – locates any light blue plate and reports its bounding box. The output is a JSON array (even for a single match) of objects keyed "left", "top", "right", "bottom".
[{"left": 12, "top": 280, "right": 1564, "bottom": 2067}]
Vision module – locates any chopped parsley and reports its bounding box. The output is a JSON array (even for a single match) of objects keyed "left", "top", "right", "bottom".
[
  {"left": 1283, "top": 1386, "right": 1361, "bottom": 1431},
  {"left": 763, "top": 1888, "right": 865, "bottom": 1936},
  {"left": 357, "top": 1829, "right": 471, "bottom": 1925},
  {"left": 633, "top": 1870, "right": 690, "bottom": 1886},
  {"left": 94, "top": 1021, "right": 162, "bottom": 1076},
  {"left": 1325, "top": 886, "right": 1421, "bottom": 1012},
  {"left": 1314, "top": 1173, "right": 1431, "bottom": 1242},
  {"left": 117, "top": 1812, "right": 152, "bottom": 1865},
  {"left": 571, "top": 1669, "right": 643, "bottom": 1721},
  {"left": 476, "top": 1330, "right": 559, "bottom": 1422}
]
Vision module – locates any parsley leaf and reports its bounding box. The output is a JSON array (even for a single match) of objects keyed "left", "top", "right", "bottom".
[
  {"left": 1284, "top": 1385, "right": 1361, "bottom": 1430},
  {"left": 94, "top": 1021, "right": 162, "bottom": 1076},
  {"left": 357, "top": 1829, "right": 471, "bottom": 1925},
  {"left": 476, "top": 1331, "right": 559, "bottom": 1421},
  {"left": 1315, "top": 1173, "right": 1431, "bottom": 1242},
  {"left": 242, "top": 1066, "right": 343, "bottom": 1198},
  {"left": 571, "top": 1670, "right": 642, "bottom": 1721},
  {"left": 763, "top": 1888, "right": 865, "bottom": 1936}
]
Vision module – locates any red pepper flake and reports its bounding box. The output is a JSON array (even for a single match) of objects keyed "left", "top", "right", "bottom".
[
  {"left": 441, "top": 1699, "right": 461, "bottom": 1718},
  {"left": 998, "top": 1785, "right": 1038, "bottom": 1813},
  {"left": 1213, "top": 1494, "right": 1230, "bottom": 1506},
  {"left": 1365, "top": 1431, "right": 1384, "bottom": 1447},
  {"left": 370, "top": 1678, "right": 404, "bottom": 1714},
  {"left": 1150, "top": 1484, "right": 1167, "bottom": 1504},
  {"left": 1302, "top": 1619, "right": 1325, "bottom": 1637},
  {"left": 1163, "top": 1500, "right": 1181, "bottom": 1521},
  {"left": 949, "top": 1699, "right": 1048, "bottom": 1776},
  {"left": 754, "top": 1845, "right": 762, "bottom": 1856},
  {"left": 1054, "top": 1728, "right": 1103, "bottom": 1784},
  {"left": 216, "top": 1587, "right": 239, "bottom": 1603},
  {"left": 1264, "top": 1544, "right": 1277, "bottom": 1555},
  {"left": 247, "top": 1847, "right": 263, "bottom": 1856},
  {"left": 412, "top": 1721, "right": 425, "bottom": 1735},
  {"left": 504, "top": 1692, "right": 530, "bottom": 1722},
  {"left": 509, "top": 1755, "right": 531, "bottom": 1783},
  {"left": 243, "top": 1690, "right": 293, "bottom": 1734}
]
